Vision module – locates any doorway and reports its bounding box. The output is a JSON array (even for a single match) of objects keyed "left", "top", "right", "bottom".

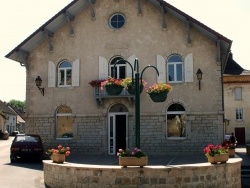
[
  {"left": 108, "top": 104, "right": 128, "bottom": 155},
  {"left": 235, "top": 127, "right": 245, "bottom": 145}
]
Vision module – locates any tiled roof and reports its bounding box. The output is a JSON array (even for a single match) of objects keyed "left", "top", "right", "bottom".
[
  {"left": 224, "top": 53, "right": 250, "bottom": 75},
  {"left": 0, "top": 100, "right": 16, "bottom": 115}
]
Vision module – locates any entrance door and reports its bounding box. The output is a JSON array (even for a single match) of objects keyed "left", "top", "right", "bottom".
[
  {"left": 108, "top": 113, "right": 128, "bottom": 154},
  {"left": 235, "top": 127, "right": 245, "bottom": 145}
]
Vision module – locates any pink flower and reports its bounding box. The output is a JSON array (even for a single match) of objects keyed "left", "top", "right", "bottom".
[{"left": 58, "top": 145, "right": 63, "bottom": 150}]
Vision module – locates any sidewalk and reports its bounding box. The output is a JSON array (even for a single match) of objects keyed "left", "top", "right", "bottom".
[{"left": 64, "top": 148, "right": 246, "bottom": 166}]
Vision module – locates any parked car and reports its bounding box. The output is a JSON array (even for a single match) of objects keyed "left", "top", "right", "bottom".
[
  {"left": 11, "top": 131, "right": 20, "bottom": 136},
  {"left": 10, "top": 134, "right": 44, "bottom": 163}
]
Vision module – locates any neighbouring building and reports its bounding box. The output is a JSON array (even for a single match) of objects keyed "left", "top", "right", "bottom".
[
  {"left": 0, "top": 100, "right": 17, "bottom": 133},
  {"left": 5, "top": 0, "right": 232, "bottom": 155},
  {"left": 224, "top": 53, "right": 250, "bottom": 145}
]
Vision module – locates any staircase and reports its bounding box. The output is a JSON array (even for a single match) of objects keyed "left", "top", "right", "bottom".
[{"left": 241, "top": 166, "right": 250, "bottom": 187}]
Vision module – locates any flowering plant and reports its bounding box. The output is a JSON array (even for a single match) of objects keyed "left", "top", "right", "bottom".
[
  {"left": 47, "top": 144, "right": 71, "bottom": 156},
  {"left": 117, "top": 148, "right": 146, "bottom": 158},
  {"left": 222, "top": 140, "right": 236, "bottom": 150},
  {"left": 203, "top": 144, "right": 228, "bottom": 157},
  {"left": 146, "top": 83, "right": 172, "bottom": 94},
  {"left": 89, "top": 79, "right": 106, "bottom": 87},
  {"left": 121, "top": 77, "right": 147, "bottom": 89},
  {"left": 100, "top": 77, "right": 123, "bottom": 90}
]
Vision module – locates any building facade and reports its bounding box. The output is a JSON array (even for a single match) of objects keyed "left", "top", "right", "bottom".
[{"left": 6, "top": 0, "right": 232, "bottom": 155}]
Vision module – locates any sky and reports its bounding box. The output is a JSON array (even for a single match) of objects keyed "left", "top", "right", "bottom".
[{"left": 0, "top": 0, "right": 250, "bottom": 102}]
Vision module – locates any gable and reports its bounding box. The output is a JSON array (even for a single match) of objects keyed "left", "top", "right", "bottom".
[{"left": 5, "top": 0, "right": 232, "bottom": 68}]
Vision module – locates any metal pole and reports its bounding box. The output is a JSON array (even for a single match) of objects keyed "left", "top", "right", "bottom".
[{"left": 135, "top": 72, "right": 140, "bottom": 148}]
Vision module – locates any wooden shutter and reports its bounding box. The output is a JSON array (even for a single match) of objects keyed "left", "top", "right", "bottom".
[
  {"left": 48, "top": 61, "right": 56, "bottom": 87},
  {"left": 127, "top": 55, "right": 136, "bottom": 77},
  {"left": 99, "top": 56, "right": 108, "bottom": 79},
  {"left": 157, "top": 55, "right": 166, "bottom": 83},
  {"left": 184, "top": 53, "right": 193, "bottom": 82},
  {"left": 72, "top": 59, "right": 80, "bottom": 86}
]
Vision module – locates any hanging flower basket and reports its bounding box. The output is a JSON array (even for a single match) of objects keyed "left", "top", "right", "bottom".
[
  {"left": 127, "top": 84, "right": 144, "bottom": 95},
  {"left": 105, "top": 85, "right": 123, "bottom": 95},
  {"left": 149, "top": 91, "right": 168, "bottom": 102}
]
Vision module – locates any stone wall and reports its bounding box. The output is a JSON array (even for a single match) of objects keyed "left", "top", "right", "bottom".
[{"left": 43, "top": 158, "right": 242, "bottom": 188}]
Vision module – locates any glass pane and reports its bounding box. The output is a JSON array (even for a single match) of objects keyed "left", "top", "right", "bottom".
[
  {"left": 176, "top": 64, "right": 183, "bottom": 81},
  {"left": 168, "top": 64, "right": 174, "bottom": 81},
  {"left": 168, "top": 55, "right": 182, "bottom": 62},
  {"left": 111, "top": 67, "right": 117, "bottom": 78},
  {"left": 119, "top": 66, "right": 126, "bottom": 79},
  {"left": 110, "top": 116, "right": 113, "bottom": 137},
  {"left": 59, "top": 61, "right": 71, "bottom": 68},
  {"left": 66, "top": 69, "right": 72, "bottom": 85},
  {"left": 167, "top": 114, "right": 186, "bottom": 137},
  {"left": 57, "top": 116, "right": 73, "bottom": 138},
  {"left": 59, "top": 70, "right": 65, "bottom": 85}
]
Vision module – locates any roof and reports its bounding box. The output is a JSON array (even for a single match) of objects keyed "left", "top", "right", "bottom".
[
  {"left": 224, "top": 53, "right": 250, "bottom": 75},
  {"left": 0, "top": 100, "right": 16, "bottom": 115},
  {"left": 5, "top": 0, "right": 232, "bottom": 65}
]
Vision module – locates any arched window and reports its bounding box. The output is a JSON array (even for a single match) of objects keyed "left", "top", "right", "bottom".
[
  {"left": 167, "top": 54, "right": 183, "bottom": 83},
  {"left": 56, "top": 106, "right": 73, "bottom": 138},
  {"left": 166, "top": 103, "right": 186, "bottom": 138},
  {"left": 110, "top": 57, "right": 126, "bottom": 79},
  {"left": 58, "top": 61, "right": 72, "bottom": 86},
  {"left": 109, "top": 13, "right": 125, "bottom": 30}
]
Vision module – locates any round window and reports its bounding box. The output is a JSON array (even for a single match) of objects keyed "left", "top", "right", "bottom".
[{"left": 109, "top": 13, "right": 125, "bottom": 29}]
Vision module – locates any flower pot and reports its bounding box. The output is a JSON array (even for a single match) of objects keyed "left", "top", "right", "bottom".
[
  {"left": 105, "top": 85, "right": 123, "bottom": 95},
  {"left": 207, "top": 153, "right": 229, "bottom": 164},
  {"left": 119, "top": 156, "right": 148, "bottom": 167},
  {"left": 149, "top": 91, "right": 168, "bottom": 102},
  {"left": 127, "top": 84, "right": 143, "bottom": 95},
  {"left": 51, "top": 154, "right": 66, "bottom": 163},
  {"left": 228, "top": 149, "right": 235, "bottom": 157}
]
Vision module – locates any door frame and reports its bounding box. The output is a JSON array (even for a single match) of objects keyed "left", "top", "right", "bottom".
[{"left": 108, "top": 112, "right": 128, "bottom": 155}]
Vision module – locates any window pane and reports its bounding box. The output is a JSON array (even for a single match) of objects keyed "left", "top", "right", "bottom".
[
  {"left": 119, "top": 66, "right": 126, "bottom": 79},
  {"left": 111, "top": 67, "right": 117, "bottom": 78},
  {"left": 235, "top": 87, "right": 242, "bottom": 100},
  {"left": 59, "top": 70, "right": 65, "bottom": 85},
  {"left": 167, "top": 114, "right": 186, "bottom": 137},
  {"left": 66, "top": 69, "right": 72, "bottom": 85},
  {"left": 168, "top": 55, "right": 182, "bottom": 62},
  {"left": 59, "top": 61, "right": 71, "bottom": 68},
  {"left": 168, "top": 64, "right": 174, "bottom": 81},
  {"left": 176, "top": 64, "right": 183, "bottom": 81}
]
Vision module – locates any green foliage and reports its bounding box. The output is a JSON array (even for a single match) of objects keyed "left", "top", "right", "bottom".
[{"left": 8, "top": 99, "right": 25, "bottom": 111}]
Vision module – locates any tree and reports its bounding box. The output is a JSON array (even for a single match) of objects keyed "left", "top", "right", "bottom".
[{"left": 8, "top": 99, "right": 25, "bottom": 111}]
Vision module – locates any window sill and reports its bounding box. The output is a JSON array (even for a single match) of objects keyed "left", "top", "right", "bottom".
[
  {"left": 56, "top": 137, "right": 73, "bottom": 140},
  {"left": 167, "top": 137, "right": 186, "bottom": 140}
]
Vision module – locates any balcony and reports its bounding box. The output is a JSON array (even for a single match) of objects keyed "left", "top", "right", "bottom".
[{"left": 92, "top": 87, "right": 135, "bottom": 106}]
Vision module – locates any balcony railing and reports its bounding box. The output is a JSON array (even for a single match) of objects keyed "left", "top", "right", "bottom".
[{"left": 92, "top": 87, "right": 135, "bottom": 106}]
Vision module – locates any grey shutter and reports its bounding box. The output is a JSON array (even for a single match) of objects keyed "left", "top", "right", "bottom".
[
  {"left": 72, "top": 59, "right": 80, "bottom": 86},
  {"left": 99, "top": 56, "right": 108, "bottom": 79},
  {"left": 184, "top": 53, "right": 193, "bottom": 82},
  {"left": 157, "top": 55, "right": 166, "bottom": 83},
  {"left": 127, "top": 55, "right": 136, "bottom": 77},
  {"left": 48, "top": 61, "right": 56, "bottom": 87}
]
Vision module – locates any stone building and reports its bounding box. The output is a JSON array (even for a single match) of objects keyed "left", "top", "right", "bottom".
[
  {"left": 5, "top": 0, "right": 232, "bottom": 155},
  {"left": 224, "top": 53, "right": 250, "bottom": 145}
]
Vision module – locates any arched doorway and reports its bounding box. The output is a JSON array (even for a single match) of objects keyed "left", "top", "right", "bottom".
[{"left": 108, "top": 104, "right": 128, "bottom": 155}]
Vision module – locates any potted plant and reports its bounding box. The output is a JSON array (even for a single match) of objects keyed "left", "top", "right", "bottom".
[
  {"left": 121, "top": 77, "right": 147, "bottom": 95},
  {"left": 47, "top": 144, "right": 71, "bottom": 163},
  {"left": 222, "top": 140, "right": 236, "bottom": 157},
  {"left": 101, "top": 77, "right": 124, "bottom": 95},
  {"left": 203, "top": 144, "right": 229, "bottom": 164},
  {"left": 117, "top": 148, "right": 148, "bottom": 167},
  {"left": 146, "top": 83, "right": 172, "bottom": 102},
  {"left": 89, "top": 79, "right": 106, "bottom": 87}
]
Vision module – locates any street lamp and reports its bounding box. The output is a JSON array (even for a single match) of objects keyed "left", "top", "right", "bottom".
[{"left": 114, "top": 58, "right": 159, "bottom": 148}]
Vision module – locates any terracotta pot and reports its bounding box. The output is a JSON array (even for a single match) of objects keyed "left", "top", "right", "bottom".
[
  {"left": 119, "top": 156, "right": 148, "bottom": 167},
  {"left": 207, "top": 153, "right": 229, "bottom": 164},
  {"left": 228, "top": 149, "right": 235, "bottom": 157},
  {"left": 149, "top": 91, "right": 168, "bottom": 102},
  {"left": 51, "top": 154, "right": 66, "bottom": 163}
]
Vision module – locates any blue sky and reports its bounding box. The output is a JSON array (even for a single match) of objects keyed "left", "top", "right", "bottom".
[{"left": 0, "top": 0, "right": 249, "bottom": 102}]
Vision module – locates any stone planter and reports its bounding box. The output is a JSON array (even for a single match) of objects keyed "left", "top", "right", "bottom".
[
  {"left": 105, "top": 85, "right": 123, "bottom": 95},
  {"left": 51, "top": 154, "right": 66, "bottom": 163},
  {"left": 119, "top": 156, "right": 148, "bottom": 167},
  {"left": 149, "top": 91, "right": 168, "bottom": 102},
  {"left": 207, "top": 153, "right": 229, "bottom": 164}
]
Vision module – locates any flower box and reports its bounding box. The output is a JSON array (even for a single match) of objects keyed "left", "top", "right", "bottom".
[
  {"left": 207, "top": 153, "right": 229, "bottom": 164},
  {"left": 119, "top": 156, "right": 148, "bottom": 167},
  {"left": 228, "top": 149, "right": 235, "bottom": 157},
  {"left": 51, "top": 154, "right": 66, "bottom": 163}
]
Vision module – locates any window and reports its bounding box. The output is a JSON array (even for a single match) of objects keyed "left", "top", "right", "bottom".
[
  {"left": 109, "top": 13, "right": 125, "bottom": 29},
  {"left": 110, "top": 57, "right": 126, "bottom": 79},
  {"left": 235, "top": 87, "right": 242, "bottom": 100},
  {"left": 167, "top": 55, "right": 183, "bottom": 83},
  {"left": 58, "top": 61, "right": 72, "bottom": 87},
  {"left": 166, "top": 104, "right": 186, "bottom": 138},
  {"left": 236, "top": 108, "right": 243, "bottom": 121},
  {"left": 56, "top": 106, "right": 73, "bottom": 138}
]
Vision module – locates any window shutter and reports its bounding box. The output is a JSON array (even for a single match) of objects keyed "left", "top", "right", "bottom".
[
  {"left": 157, "top": 55, "right": 166, "bottom": 83},
  {"left": 184, "top": 53, "right": 193, "bottom": 82},
  {"left": 48, "top": 61, "right": 56, "bottom": 87},
  {"left": 127, "top": 55, "right": 136, "bottom": 77},
  {"left": 99, "top": 56, "right": 108, "bottom": 79},
  {"left": 72, "top": 59, "right": 80, "bottom": 86}
]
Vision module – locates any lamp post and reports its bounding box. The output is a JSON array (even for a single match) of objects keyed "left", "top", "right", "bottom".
[{"left": 114, "top": 58, "right": 159, "bottom": 148}]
